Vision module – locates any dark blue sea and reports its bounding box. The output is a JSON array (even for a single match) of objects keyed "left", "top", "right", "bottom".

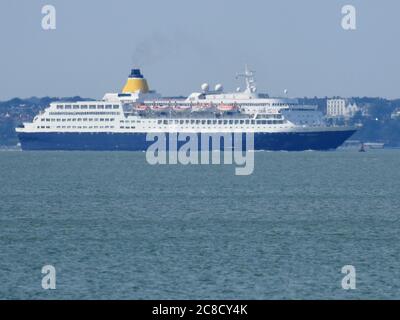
[{"left": 0, "top": 150, "right": 399, "bottom": 299}]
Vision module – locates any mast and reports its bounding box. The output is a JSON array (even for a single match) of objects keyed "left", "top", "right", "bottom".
[{"left": 236, "top": 65, "right": 257, "bottom": 94}]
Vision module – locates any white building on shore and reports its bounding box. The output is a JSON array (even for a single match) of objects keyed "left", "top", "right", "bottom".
[
  {"left": 327, "top": 98, "right": 359, "bottom": 119},
  {"left": 391, "top": 108, "right": 400, "bottom": 119}
]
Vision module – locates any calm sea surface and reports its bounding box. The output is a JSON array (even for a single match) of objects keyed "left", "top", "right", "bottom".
[{"left": 0, "top": 150, "right": 399, "bottom": 299}]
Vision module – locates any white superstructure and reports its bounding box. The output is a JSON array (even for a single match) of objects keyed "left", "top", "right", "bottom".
[{"left": 19, "top": 67, "right": 334, "bottom": 134}]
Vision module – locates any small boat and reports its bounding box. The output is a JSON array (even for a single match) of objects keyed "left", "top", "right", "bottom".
[
  {"left": 359, "top": 143, "right": 366, "bottom": 152},
  {"left": 134, "top": 104, "right": 148, "bottom": 112},
  {"left": 151, "top": 105, "right": 170, "bottom": 112},
  {"left": 364, "top": 142, "right": 384, "bottom": 149},
  {"left": 172, "top": 105, "right": 191, "bottom": 112},
  {"left": 217, "top": 104, "right": 237, "bottom": 112}
]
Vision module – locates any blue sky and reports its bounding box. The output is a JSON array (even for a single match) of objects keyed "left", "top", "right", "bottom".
[{"left": 0, "top": 0, "right": 399, "bottom": 99}]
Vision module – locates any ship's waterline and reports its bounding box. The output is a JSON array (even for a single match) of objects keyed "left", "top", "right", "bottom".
[{"left": 17, "top": 130, "right": 356, "bottom": 151}]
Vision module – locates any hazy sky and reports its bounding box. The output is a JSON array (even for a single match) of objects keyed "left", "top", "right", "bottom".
[{"left": 0, "top": 0, "right": 399, "bottom": 100}]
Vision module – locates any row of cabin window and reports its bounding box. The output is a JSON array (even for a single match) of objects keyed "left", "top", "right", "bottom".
[
  {"left": 120, "top": 119, "right": 282, "bottom": 124},
  {"left": 37, "top": 125, "right": 296, "bottom": 130},
  {"left": 215, "top": 103, "right": 298, "bottom": 106},
  {"left": 153, "top": 119, "right": 284, "bottom": 125},
  {"left": 37, "top": 126, "right": 115, "bottom": 129},
  {"left": 298, "top": 121, "right": 319, "bottom": 124},
  {"left": 49, "top": 112, "right": 120, "bottom": 116},
  {"left": 240, "top": 103, "right": 297, "bottom": 107},
  {"left": 120, "top": 126, "right": 290, "bottom": 130},
  {"left": 41, "top": 118, "right": 115, "bottom": 122},
  {"left": 256, "top": 114, "right": 283, "bottom": 119},
  {"left": 56, "top": 104, "right": 119, "bottom": 110}
]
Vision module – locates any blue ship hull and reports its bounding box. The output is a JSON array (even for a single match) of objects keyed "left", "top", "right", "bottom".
[{"left": 17, "top": 130, "right": 356, "bottom": 151}]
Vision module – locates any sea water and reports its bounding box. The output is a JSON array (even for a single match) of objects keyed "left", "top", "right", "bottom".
[{"left": 0, "top": 150, "right": 399, "bottom": 299}]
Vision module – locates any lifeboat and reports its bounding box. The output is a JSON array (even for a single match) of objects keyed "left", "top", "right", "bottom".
[
  {"left": 151, "top": 105, "right": 170, "bottom": 112},
  {"left": 172, "top": 105, "right": 191, "bottom": 112},
  {"left": 217, "top": 104, "right": 237, "bottom": 112},
  {"left": 134, "top": 104, "right": 148, "bottom": 112}
]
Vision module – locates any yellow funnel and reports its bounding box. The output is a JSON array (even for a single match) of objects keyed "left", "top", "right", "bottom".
[{"left": 122, "top": 69, "right": 149, "bottom": 93}]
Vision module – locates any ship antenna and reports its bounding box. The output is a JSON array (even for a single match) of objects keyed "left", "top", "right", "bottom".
[{"left": 236, "top": 64, "right": 257, "bottom": 94}]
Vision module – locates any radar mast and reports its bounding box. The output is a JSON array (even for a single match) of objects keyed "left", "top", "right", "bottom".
[{"left": 236, "top": 65, "right": 257, "bottom": 94}]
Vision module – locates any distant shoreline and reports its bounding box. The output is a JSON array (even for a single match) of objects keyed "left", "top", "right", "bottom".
[{"left": 0, "top": 145, "right": 21, "bottom": 151}]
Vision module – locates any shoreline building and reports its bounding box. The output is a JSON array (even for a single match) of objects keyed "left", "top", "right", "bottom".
[
  {"left": 326, "top": 98, "right": 359, "bottom": 119},
  {"left": 391, "top": 108, "right": 400, "bottom": 120}
]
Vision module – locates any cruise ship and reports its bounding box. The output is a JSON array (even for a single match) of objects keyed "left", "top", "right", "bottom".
[{"left": 16, "top": 67, "right": 356, "bottom": 151}]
